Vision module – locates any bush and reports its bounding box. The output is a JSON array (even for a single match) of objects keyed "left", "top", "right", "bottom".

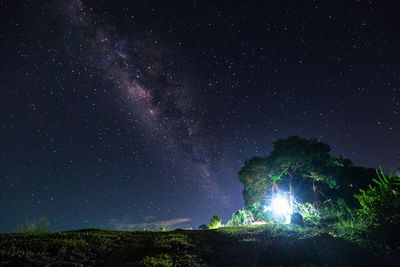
[
  {"left": 207, "top": 216, "right": 221, "bottom": 229},
  {"left": 355, "top": 168, "right": 400, "bottom": 227},
  {"left": 296, "top": 202, "right": 320, "bottom": 225},
  {"left": 354, "top": 168, "right": 400, "bottom": 248},
  {"left": 227, "top": 209, "right": 255, "bottom": 226},
  {"left": 317, "top": 199, "right": 355, "bottom": 228},
  {"left": 295, "top": 199, "right": 356, "bottom": 229}
]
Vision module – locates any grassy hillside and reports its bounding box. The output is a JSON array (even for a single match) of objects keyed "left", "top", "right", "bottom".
[{"left": 0, "top": 224, "right": 398, "bottom": 266}]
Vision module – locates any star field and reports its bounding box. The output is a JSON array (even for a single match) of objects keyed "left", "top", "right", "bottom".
[{"left": 0, "top": 0, "right": 399, "bottom": 232}]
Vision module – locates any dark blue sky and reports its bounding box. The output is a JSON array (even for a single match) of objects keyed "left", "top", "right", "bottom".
[{"left": 0, "top": 0, "right": 399, "bottom": 232}]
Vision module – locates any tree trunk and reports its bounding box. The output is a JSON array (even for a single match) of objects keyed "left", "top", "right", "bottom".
[
  {"left": 312, "top": 180, "right": 317, "bottom": 202},
  {"left": 289, "top": 174, "right": 294, "bottom": 214}
]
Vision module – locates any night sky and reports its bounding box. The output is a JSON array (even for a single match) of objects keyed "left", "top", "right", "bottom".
[{"left": 1, "top": 0, "right": 399, "bottom": 232}]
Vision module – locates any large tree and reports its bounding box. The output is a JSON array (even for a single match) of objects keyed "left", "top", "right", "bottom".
[
  {"left": 238, "top": 136, "right": 340, "bottom": 209},
  {"left": 328, "top": 157, "right": 376, "bottom": 206},
  {"left": 238, "top": 157, "right": 274, "bottom": 209},
  {"left": 269, "top": 136, "right": 339, "bottom": 204}
]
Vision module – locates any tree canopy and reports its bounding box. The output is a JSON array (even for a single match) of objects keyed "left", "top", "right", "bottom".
[
  {"left": 238, "top": 157, "right": 274, "bottom": 209},
  {"left": 238, "top": 136, "right": 360, "bottom": 208}
]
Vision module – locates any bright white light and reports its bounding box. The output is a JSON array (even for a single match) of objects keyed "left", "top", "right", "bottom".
[
  {"left": 271, "top": 195, "right": 291, "bottom": 215},
  {"left": 264, "top": 193, "right": 293, "bottom": 223}
]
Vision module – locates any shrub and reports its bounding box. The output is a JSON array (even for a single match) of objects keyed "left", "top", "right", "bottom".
[
  {"left": 296, "top": 202, "right": 320, "bottom": 225},
  {"left": 227, "top": 209, "right": 255, "bottom": 226},
  {"left": 313, "top": 199, "right": 355, "bottom": 229},
  {"left": 207, "top": 216, "right": 222, "bottom": 229},
  {"left": 354, "top": 168, "right": 400, "bottom": 227}
]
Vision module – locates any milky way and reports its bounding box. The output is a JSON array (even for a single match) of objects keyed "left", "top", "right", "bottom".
[{"left": 58, "top": 0, "right": 221, "bottom": 197}]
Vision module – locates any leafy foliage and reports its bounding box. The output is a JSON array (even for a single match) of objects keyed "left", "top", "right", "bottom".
[
  {"left": 238, "top": 136, "right": 343, "bottom": 209},
  {"left": 233, "top": 135, "right": 400, "bottom": 261},
  {"left": 207, "top": 216, "right": 222, "bottom": 229},
  {"left": 227, "top": 209, "right": 255, "bottom": 226},
  {"left": 355, "top": 168, "right": 400, "bottom": 227},
  {"left": 238, "top": 157, "right": 273, "bottom": 209},
  {"left": 330, "top": 160, "right": 377, "bottom": 206},
  {"left": 269, "top": 136, "right": 336, "bottom": 184},
  {"left": 296, "top": 199, "right": 355, "bottom": 228},
  {"left": 296, "top": 202, "right": 321, "bottom": 225}
]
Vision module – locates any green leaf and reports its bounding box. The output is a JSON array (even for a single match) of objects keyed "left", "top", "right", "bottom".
[{"left": 372, "top": 178, "right": 381, "bottom": 186}]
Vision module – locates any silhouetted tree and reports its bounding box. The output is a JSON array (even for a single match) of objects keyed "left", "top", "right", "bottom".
[{"left": 239, "top": 136, "right": 341, "bottom": 209}]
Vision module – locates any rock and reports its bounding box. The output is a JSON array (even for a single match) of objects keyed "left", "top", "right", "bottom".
[{"left": 291, "top": 212, "right": 303, "bottom": 226}]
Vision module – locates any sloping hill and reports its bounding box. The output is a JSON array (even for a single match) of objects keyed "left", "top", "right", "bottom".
[{"left": 0, "top": 225, "right": 397, "bottom": 266}]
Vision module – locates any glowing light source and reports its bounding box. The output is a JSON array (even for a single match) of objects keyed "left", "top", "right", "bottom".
[
  {"left": 264, "top": 193, "right": 293, "bottom": 223},
  {"left": 271, "top": 195, "right": 291, "bottom": 215}
]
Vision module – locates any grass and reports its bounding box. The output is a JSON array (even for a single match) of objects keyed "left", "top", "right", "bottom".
[
  {"left": 0, "top": 225, "right": 398, "bottom": 266},
  {"left": 0, "top": 228, "right": 135, "bottom": 265},
  {"left": 190, "top": 224, "right": 378, "bottom": 266}
]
